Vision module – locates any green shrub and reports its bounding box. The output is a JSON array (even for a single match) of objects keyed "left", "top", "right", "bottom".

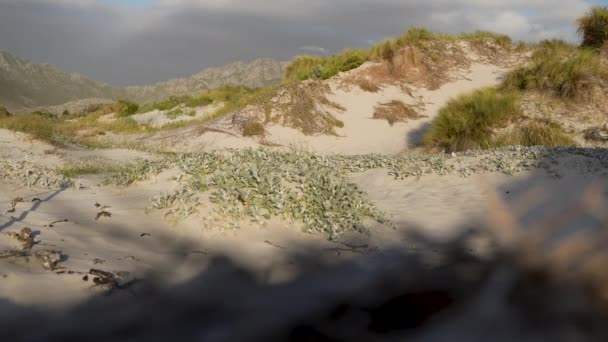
[
  {"left": 116, "top": 100, "right": 139, "bottom": 117},
  {"left": 577, "top": 6, "right": 608, "bottom": 49},
  {"left": 423, "top": 88, "right": 521, "bottom": 152},
  {"left": 242, "top": 122, "right": 265, "bottom": 137},
  {"left": 502, "top": 44, "right": 606, "bottom": 99}
]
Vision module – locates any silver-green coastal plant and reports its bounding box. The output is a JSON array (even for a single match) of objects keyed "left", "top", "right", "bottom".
[
  {"left": 0, "top": 160, "right": 73, "bottom": 188},
  {"left": 105, "top": 146, "right": 608, "bottom": 236},
  {"left": 180, "top": 149, "right": 388, "bottom": 238},
  {"left": 146, "top": 187, "right": 200, "bottom": 224},
  {"left": 104, "top": 159, "right": 171, "bottom": 186}
]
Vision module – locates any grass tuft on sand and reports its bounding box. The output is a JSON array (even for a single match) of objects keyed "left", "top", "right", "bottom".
[
  {"left": 423, "top": 88, "right": 521, "bottom": 152},
  {"left": 373, "top": 100, "right": 423, "bottom": 125},
  {"left": 502, "top": 41, "right": 607, "bottom": 99},
  {"left": 494, "top": 120, "right": 576, "bottom": 148},
  {"left": 577, "top": 6, "right": 608, "bottom": 49}
]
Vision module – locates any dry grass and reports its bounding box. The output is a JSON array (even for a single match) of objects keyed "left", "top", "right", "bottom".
[
  {"left": 232, "top": 81, "right": 345, "bottom": 136},
  {"left": 373, "top": 100, "right": 424, "bottom": 125},
  {"left": 357, "top": 79, "right": 381, "bottom": 93}
]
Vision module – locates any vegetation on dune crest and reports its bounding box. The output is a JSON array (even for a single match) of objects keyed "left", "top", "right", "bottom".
[
  {"left": 370, "top": 28, "right": 512, "bottom": 61},
  {"left": 577, "top": 6, "right": 608, "bottom": 49},
  {"left": 423, "top": 88, "right": 521, "bottom": 152},
  {"left": 286, "top": 27, "right": 513, "bottom": 82},
  {"left": 285, "top": 49, "right": 369, "bottom": 82},
  {"left": 502, "top": 41, "right": 607, "bottom": 99}
]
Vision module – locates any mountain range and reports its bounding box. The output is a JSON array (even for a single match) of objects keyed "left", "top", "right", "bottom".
[{"left": 0, "top": 50, "right": 286, "bottom": 112}]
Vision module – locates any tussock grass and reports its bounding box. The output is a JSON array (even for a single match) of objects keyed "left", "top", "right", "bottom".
[
  {"left": 502, "top": 42, "right": 607, "bottom": 99},
  {"left": 186, "top": 95, "right": 212, "bottom": 108},
  {"left": 285, "top": 27, "right": 510, "bottom": 81},
  {"left": 0, "top": 113, "right": 57, "bottom": 142},
  {"left": 370, "top": 28, "right": 512, "bottom": 61},
  {"left": 373, "top": 100, "right": 422, "bottom": 125},
  {"left": 423, "top": 88, "right": 521, "bottom": 152},
  {"left": 138, "top": 94, "right": 193, "bottom": 113},
  {"left": 494, "top": 120, "right": 575, "bottom": 147},
  {"left": 0, "top": 101, "right": 151, "bottom": 145},
  {"left": 115, "top": 100, "right": 139, "bottom": 117},
  {"left": 265, "top": 81, "right": 345, "bottom": 135},
  {"left": 577, "top": 6, "right": 608, "bottom": 49},
  {"left": 357, "top": 79, "right": 381, "bottom": 92},
  {"left": 1, "top": 106, "right": 11, "bottom": 117},
  {"left": 166, "top": 107, "right": 196, "bottom": 119},
  {"left": 57, "top": 163, "right": 118, "bottom": 178},
  {"left": 242, "top": 122, "right": 265, "bottom": 137},
  {"left": 458, "top": 31, "right": 512, "bottom": 47},
  {"left": 285, "top": 49, "right": 369, "bottom": 81}
]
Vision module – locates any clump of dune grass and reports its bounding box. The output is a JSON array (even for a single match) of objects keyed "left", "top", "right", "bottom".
[
  {"left": 261, "top": 81, "right": 345, "bottom": 135},
  {"left": 370, "top": 27, "right": 511, "bottom": 61},
  {"left": 577, "top": 6, "right": 608, "bottom": 49},
  {"left": 0, "top": 106, "right": 11, "bottom": 118},
  {"left": 115, "top": 100, "right": 139, "bottom": 117},
  {"left": 138, "top": 94, "right": 194, "bottom": 113},
  {"left": 242, "top": 122, "right": 265, "bottom": 137},
  {"left": 458, "top": 31, "right": 512, "bottom": 47},
  {"left": 285, "top": 49, "right": 369, "bottom": 81},
  {"left": 166, "top": 107, "right": 196, "bottom": 120},
  {"left": 423, "top": 88, "right": 521, "bottom": 152},
  {"left": 0, "top": 112, "right": 57, "bottom": 142},
  {"left": 502, "top": 41, "right": 607, "bottom": 99},
  {"left": 373, "top": 100, "right": 423, "bottom": 125},
  {"left": 186, "top": 95, "right": 212, "bottom": 108},
  {"left": 57, "top": 162, "right": 120, "bottom": 178},
  {"left": 370, "top": 27, "right": 448, "bottom": 61},
  {"left": 494, "top": 120, "right": 575, "bottom": 147},
  {"left": 357, "top": 79, "right": 381, "bottom": 92}
]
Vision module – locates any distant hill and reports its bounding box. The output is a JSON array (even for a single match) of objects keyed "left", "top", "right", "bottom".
[
  {"left": 0, "top": 50, "right": 123, "bottom": 111},
  {"left": 125, "top": 59, "right": 288, "bottom": 103},
  {"left": 0, "top": 50, "right": 286, "bottom": 112}
]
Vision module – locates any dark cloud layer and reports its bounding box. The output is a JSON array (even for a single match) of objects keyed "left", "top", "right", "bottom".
[{"left": 0, "top": 0, "right": 596, "bottom": 86}]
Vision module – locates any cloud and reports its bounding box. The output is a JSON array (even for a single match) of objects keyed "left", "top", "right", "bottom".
[
  {"left": 0, "top": 0, "right": 597, "bottom": 85},
  {"left": 298, "top": 46, "right": 329, "bottom": 55}
]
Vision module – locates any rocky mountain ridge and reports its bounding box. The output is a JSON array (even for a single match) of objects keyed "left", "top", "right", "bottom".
[{"left": 0, "top": 50, "right": 286, "bottom": 112}]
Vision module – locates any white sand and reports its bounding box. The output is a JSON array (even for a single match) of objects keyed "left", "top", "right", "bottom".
[
  {"left": 2, "top": 158, "right": 604, "bottom": 309},
  {"left": 265, "top": 63, "right": 506, "bottom": 154}
]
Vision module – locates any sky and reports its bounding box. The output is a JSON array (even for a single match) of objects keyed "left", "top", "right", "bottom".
[{"left": 0, "top": 0, "right": 606, "bottom": 86}]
